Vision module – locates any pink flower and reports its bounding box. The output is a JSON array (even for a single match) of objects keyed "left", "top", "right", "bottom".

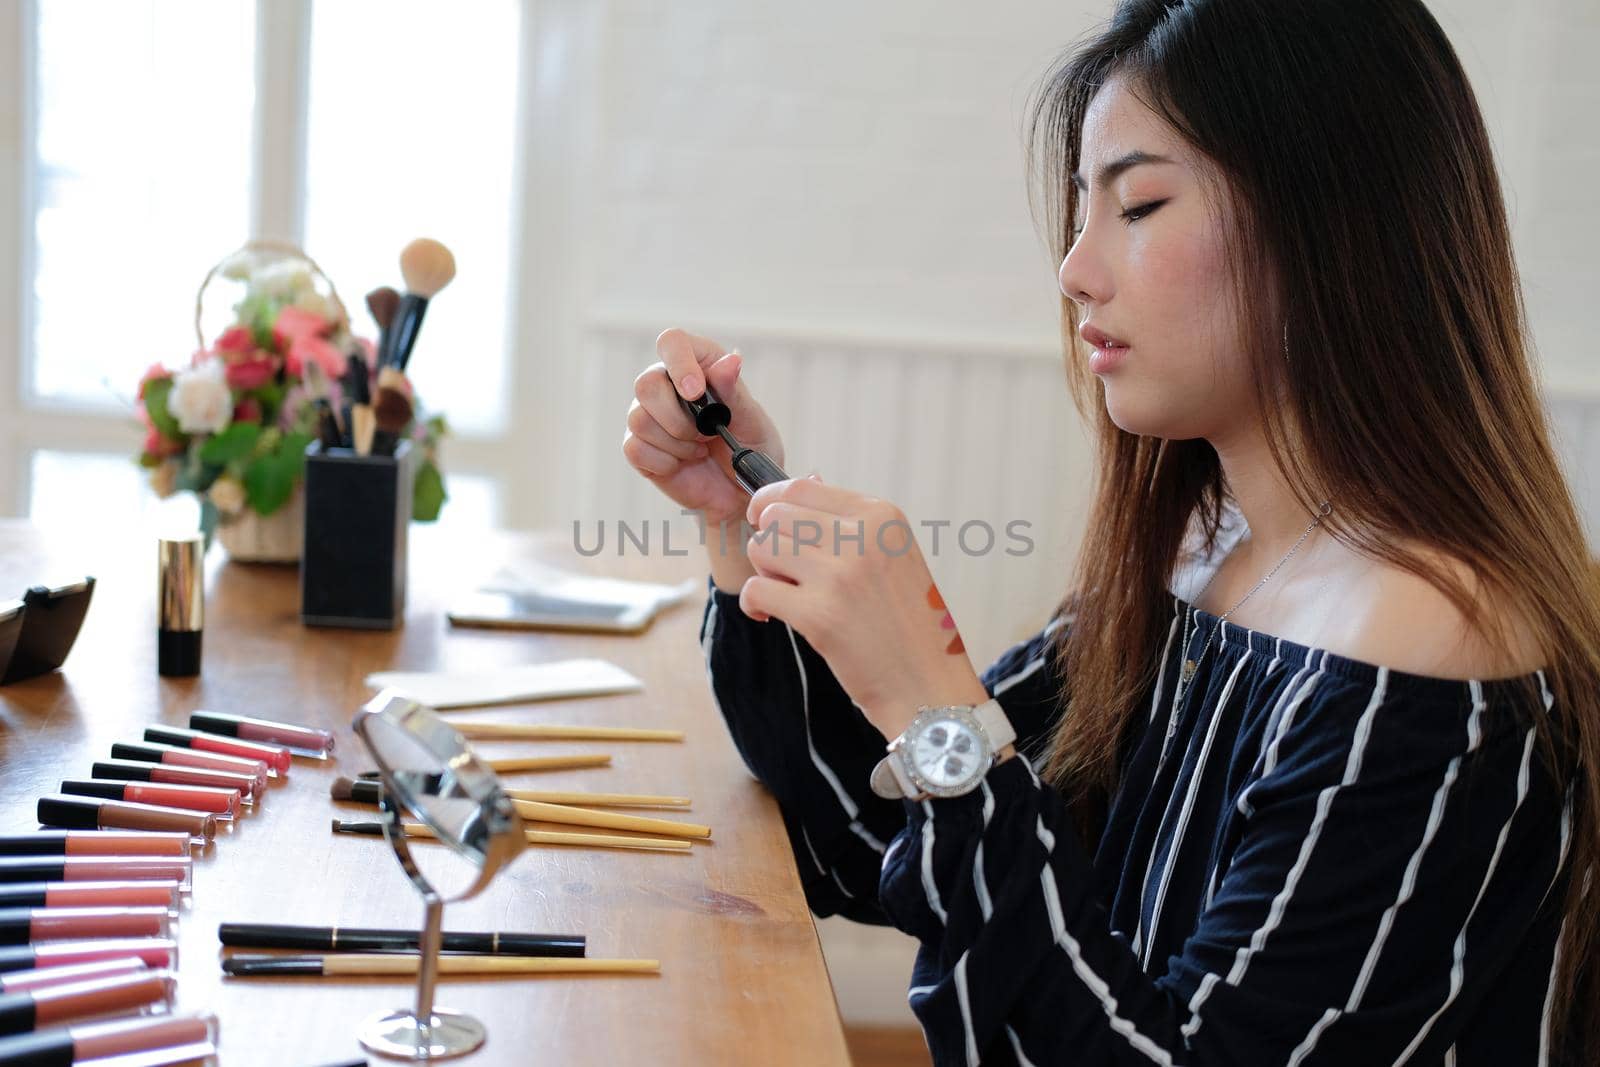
[
  {"left": 214, "top": 326, "right": 255, "bottom": 356},
  {"left": 233, "top": 396, "right": 263, "bottom": 424},
  {"left": 285, "top": 335, "right": 347, "bottom": 381},
  {"left": 143, "top": 426, "right": 183, "bottom": 459},
  {"left": 273, "top": 305, "right": 330, "bottom": 348},
  {"left": 137, "top": 363, "right": 171, "bottom": 401},
  {"left": 225, "top": 357, "right": 276, "bottom": 391}
]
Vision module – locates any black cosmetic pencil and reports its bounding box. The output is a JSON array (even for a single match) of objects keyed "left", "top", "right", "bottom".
[
  {"left": 216, "top": 923, "right": 584, "bottom": 958},
  {"left": 222, "top": 954, "right": 657, "bottom": 978}
]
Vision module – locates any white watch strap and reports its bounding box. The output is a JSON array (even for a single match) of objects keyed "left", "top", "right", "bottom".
[{"left": 974, "top": 696, "right": 1016, "bottom": 752}]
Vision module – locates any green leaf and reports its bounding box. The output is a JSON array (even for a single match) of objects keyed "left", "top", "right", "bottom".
[
  {"left": 242, "top": 431, "right": 314, "bottom": 516},
  {"left": 199, "top": 422, "right": 261, "bottom": 466},
  {"left": 142, "top": 378, "right": 181, "bottom": 437},
  {"left": 412, "top": 459, "right": 447, "bottom": 522}
]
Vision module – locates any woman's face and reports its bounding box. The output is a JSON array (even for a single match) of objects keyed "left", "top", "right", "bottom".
[{"left": 1058, "top": 76, "right": 1252, "bottom": 442}]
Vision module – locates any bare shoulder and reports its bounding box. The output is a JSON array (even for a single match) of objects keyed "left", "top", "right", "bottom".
[{"left": 1329, "top": 545, "right": 1546, "bottom": 680}]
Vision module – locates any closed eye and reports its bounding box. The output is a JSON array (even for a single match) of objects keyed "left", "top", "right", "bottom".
[{"left": 1070, "top": 198, "right": 1169, "bottom": 240}]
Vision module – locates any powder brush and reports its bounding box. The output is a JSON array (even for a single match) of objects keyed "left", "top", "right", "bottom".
[{"left": 383, "top": 238, "right": 456, "bottom": 371}]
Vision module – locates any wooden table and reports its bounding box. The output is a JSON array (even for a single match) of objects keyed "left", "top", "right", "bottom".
[{"left": 0, "top": 520, "right": 852, "bottom": 1066}]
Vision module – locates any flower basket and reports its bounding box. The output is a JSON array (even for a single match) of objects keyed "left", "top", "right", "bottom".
[{"left": 135, "top": 241, "right": 449, "bottom": 560}]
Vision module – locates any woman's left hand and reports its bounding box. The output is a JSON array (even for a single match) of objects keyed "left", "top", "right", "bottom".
[{"left": 740, "top": 475, "right": 990, "bottom": 740}]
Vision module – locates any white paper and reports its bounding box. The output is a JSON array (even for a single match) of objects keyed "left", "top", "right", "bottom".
[
  {"left": 364, "top": 658, "right": 645, "bottom": 709},
  {"left": 480, "top": 561, "right": 699, "bottom": 612}
]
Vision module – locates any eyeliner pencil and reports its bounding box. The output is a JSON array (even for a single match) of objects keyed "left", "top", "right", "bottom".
[
  {"left": 217, "top": 923, "right": 584, "bottom": 957},
  {"left": 222, "top": 954, "right": 659, "bottom": 977},
  {"left": 446, "top": 723, "right": 684, "bottom": 743}
]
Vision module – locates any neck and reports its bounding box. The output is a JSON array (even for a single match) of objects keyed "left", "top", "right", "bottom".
[{"left": 1209, "top": 421, "right": 1323, "bottom": 552}]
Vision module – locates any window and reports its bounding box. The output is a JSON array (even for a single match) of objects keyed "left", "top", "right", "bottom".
[{"left": 6, "top": 0, "right": 526, "bottom": 529}]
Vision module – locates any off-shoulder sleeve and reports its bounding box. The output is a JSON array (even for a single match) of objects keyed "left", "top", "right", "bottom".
[
  {"left": 878, "top": 671, "right": 1573, "bottom": 1066},
  {"left": 700, "top": 576, "right": 1072, "bottom": 926}
]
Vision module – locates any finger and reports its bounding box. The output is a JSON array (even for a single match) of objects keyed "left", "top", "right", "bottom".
[
  {"left": 739, "top": 574, "right": 804, "bottom": 626},
  {"left": 746, "top": 474, "right": 856, "bottom": 527},
  {"left": 703, "top": 350, "right": 743, "bottom": 401},
  {"left": 750, "top": 502, "right": 851, "bottom": 555},
  {"left": 622, "top": 431, "right": 689, "bottom": 478},
  {"left": 655, "top": 328, "right": 726, "bottom": 401},
  {"left": 634, "top": 361, "right": 704, "bottom": 441},
  {"left": 627, "top": 400, "right": 709, "bottom": 461}
]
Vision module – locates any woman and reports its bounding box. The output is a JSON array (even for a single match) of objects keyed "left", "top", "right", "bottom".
[{"left": 622, "top": 0, "right": 1596, "bottom": 1062}]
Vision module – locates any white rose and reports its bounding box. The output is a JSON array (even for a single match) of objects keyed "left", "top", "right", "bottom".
[
  {"left": 167, "top": 360, "right": 233, "bottom": 434},
  {"left": 209, "top": 475, "right": 247, "bottom": 516}
]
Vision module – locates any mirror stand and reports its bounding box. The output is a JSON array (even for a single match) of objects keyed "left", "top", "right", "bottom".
[{"left": 359, "top": 891, "right": 486, "bottom": 1059}]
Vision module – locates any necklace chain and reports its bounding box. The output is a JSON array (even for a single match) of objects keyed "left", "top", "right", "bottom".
[{"left": 1171, "top": 500, "right": 1332, "bottom": 714}]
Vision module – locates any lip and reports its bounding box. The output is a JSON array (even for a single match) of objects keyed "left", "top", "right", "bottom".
[{"left": 1079, "top": 323, "right": 1129, "bottom": 350}]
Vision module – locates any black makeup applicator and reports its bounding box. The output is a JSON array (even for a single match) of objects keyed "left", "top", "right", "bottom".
[{"left": 676, "top": 376, "right": 788, "bottom": 494}]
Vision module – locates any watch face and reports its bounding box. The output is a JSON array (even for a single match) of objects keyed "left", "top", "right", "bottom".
[{"left": 911, "top": 717, "right": 985, "bottom": 793}]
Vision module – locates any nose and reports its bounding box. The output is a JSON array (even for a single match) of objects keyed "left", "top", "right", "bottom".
[{"left": 1057, "top": 240, "right": 1104, "bottom": 308}]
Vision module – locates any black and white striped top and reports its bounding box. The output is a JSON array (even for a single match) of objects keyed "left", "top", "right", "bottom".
[{"left": 699, "top": 557, "right": 1580, "bottom": 1064}]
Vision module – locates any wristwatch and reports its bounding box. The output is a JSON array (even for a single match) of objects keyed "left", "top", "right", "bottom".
[{"left": 869, "top": 698, "right": 1016, "bottom": 801}]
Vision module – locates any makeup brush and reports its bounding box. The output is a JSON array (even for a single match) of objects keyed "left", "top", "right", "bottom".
[
  {"left": 356, "top": 753, "right": 614, "bottom": 776},
  {"left": 510, "top": 799, "right": 710, "bottom": 840},
  {"left": 331, "top": 777, "right": 690, "bottom": 809},
  {"left": 371, "top": 369, "right": 414, "bottom": 457},
  {"left": 332, "top": 819, "right": 691, "bottom": 853},
  {"left": 446, "top": 723, "right": 685, "bottom": 742},
  {"left": 365, "top": 286, "right": 400, "bottom": 368},
  {"left": 222, "top": 953, "right": 659, "bottom": 978},
  {"left": 351, "top": 404, "right": 376, "bottom": 457},
  {"left": 383, "top": 238, "right": 456, "bottom": 371}
]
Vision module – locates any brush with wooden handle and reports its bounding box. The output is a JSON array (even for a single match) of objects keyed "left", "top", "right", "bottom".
[
  {"left": 511, "top": 799, "right": 710, "bottom": 840},
  {"left": 223, "top": 954, "right": 659, "bottom": 977},
  {"left": 448, "top": 722, "right": 684, "bottom": 742},
  {"left": 357, "top": 753, "right": 614, "bottom": 777},
  {"left": 333, "top": 777, "right": 688, "bottom": 809},
  {"left": 332, "top": 819, "right": 691, "bottom": 853},
  {"left": 382, "top": 238, "right": 456, "bottom": 371}
]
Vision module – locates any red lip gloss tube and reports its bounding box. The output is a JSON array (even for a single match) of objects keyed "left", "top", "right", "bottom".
[
  {"left": 0, "top": 883, "right": 180, "bottom": 910},
  {"left": 0, "top": 957, "right": 149, "bottom": 994},
  {"left": 35, "top": 797, "right": 215, "bottom": 844},
  {"left": 0, "top": 907, "right": 170, "bottom": 944},
  {"left": 0, "top": 970, "right": 176, "bottom": 1036},
  {"left": 0, "top": 833, "right": 190, "bottom": 859},
  {"left": 187, "top": 711, "right": 334, "bottom": 757},
  {"left": 110, "top": 742, "right": 269, "bottom": 794},
  {"left": 142, "top": 725, "right": 291, "bottom": 776},
  {"left": 0, "top": 859, "right": 191, "bottom": 892},
  {"left": 60, "top": 781, "right": 239, "bottom": 819},
  {"left": 0, "top": 1010, "right": 218, "bottom": 1065},
  {"left": 87, "top": 760, "right": 255, "bottom": 803},
  {"left": 0, "top": 939, "right": 177, "bottom": 974}
]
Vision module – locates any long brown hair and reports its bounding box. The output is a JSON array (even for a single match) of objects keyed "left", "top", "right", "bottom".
[{"left": 1027, "top": 0, "right": 1598, "bottom": 1056}]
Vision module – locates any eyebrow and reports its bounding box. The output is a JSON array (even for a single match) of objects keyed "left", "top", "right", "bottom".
[{"left": 1070, "top": 150, "right": 1178, "bottom": 192}]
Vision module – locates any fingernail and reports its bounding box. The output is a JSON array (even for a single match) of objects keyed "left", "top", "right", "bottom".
[
  {"left": 807, "top": 472, "right": 823, "bottom": 482},
  {"left": 682, "top": 374, "right": 702, "bottom": 397}
]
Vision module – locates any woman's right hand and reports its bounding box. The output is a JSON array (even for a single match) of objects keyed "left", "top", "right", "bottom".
[{"left": 624, "top": 328, "right": 786, "bottom": 528}]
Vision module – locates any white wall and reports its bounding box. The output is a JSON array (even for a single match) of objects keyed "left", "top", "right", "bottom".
[{"left": 535, "top": 0, "right": 1600, "bottom": 1025}]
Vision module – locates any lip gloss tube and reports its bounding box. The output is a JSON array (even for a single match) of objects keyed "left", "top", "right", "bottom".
[
  {"left": 0, "top": 834, "right": 190, "bottom": 860},
  {"left": 0, "top": 884, "right": 180, "bottom": 912},
  {"left": 142, "top": 726, "right": 291, "bottom": 776},
  {"left": 60, "top": 781, "right": 239, "bottom": 819},
  {"left": 0, "top": 908, "right": 170, "bottom": 945},
  {"left": 110, "top": 742, "right": 270, "bottom": 792},
  {"left": 187, "top": 711, "right": 335, "bottom": 757},
  {"left": 35, "top": 797, "right": 215, "bottom": 844},
  {"left": 0, "top": 939, "right": 177, "bottom": 974},
  {"left": 87, "top": 761, "right": 255, "bottom": 803},
  {"left": 0, "top": 859, "right": 190, "bottom": 892},
  {"left": 0, "top": 970, "right": 175, "bottom": 1036},
  {"left": 0, "top": 958, "right": 149, "bottom": 994},
  {"left": 0, "top": 1011, "right": 217, "bottom": 1065}
]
